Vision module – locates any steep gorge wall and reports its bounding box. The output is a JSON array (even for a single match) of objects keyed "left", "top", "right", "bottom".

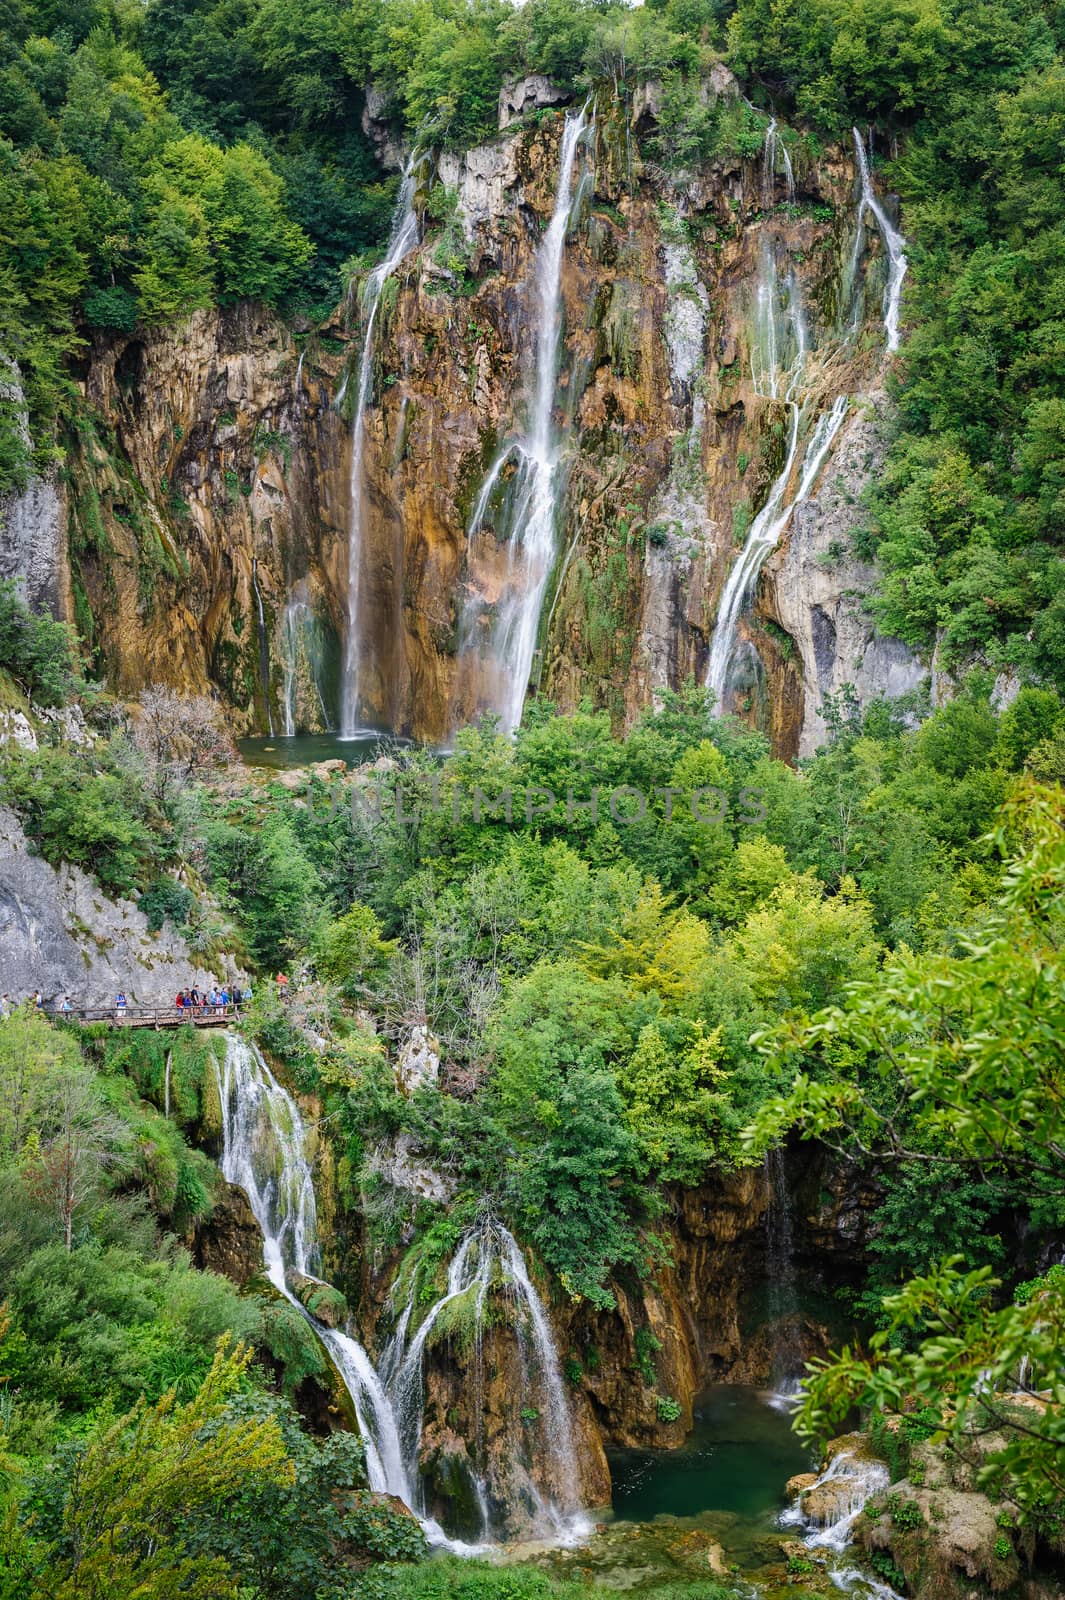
[{"left": 5, "top": 81, "right": 925, "bottom": 753}]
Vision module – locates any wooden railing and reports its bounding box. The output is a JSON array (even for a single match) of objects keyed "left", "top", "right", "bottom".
[{"left": 46, "top": 1004, "right": 245, "bottom": 1029}]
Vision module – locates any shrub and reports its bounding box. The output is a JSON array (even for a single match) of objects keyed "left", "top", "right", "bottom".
[
  {"left": 656, "top": 1395, "right": 682, "bottom": 1423},
  {"left": 138, "top": 879, "right": 194, "bottom": 932},
  {"left": 0, "top": 580, "right": 81, "bottom": 707}
]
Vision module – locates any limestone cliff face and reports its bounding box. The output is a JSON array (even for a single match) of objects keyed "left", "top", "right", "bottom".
[
  {"left": 66, "top": 304, "right": 350, "bottom": 731},
  {"left": 33, "top": 81, "right": 924, "bottom": 752},
  {"left": 0, "top": 802, "right": 243, "bottom": 1005}
]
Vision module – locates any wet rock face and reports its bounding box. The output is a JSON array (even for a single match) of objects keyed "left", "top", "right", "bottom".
[
  {"left": 69, "top": 304, "right": 349, "bottom": 732},
  {"left": 763, "top": 391, "right": 924, "bottom": 758},
  {"left": 192, "top": 1181, "right": 263, "bottom": 1284},
  {"left": 556, "top": 1150, "right": 877, "bottom": 1448},
  {"left": 48, "top": 104, "right": 921, "bottom": 752}
]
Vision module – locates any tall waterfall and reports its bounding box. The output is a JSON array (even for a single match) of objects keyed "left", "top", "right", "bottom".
[
  {"left": 452, "top": 107, "right": 593, "bottom": 735},
  {"left": 852, "top": 130, "right": 907, "bottom": 353},
  {"left": 213, "top": 1033, "right": 586, "bottom": 1546},
  {"left": 340, "top": 155, "right": 422, "bottom": 739},
  {"left": 707, "top": 123, "right": 908, "bottom": 710}
]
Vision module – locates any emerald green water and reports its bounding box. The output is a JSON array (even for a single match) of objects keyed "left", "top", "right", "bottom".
[
  {"left": 609, "top": 1387, "right": 812, "bottom": 1524},
  {"left": 525, "top": 1387, "right": 818, "bottom": 1596},
  {"left": 238, "top": 732, "right": 402, "bottom": 770}
]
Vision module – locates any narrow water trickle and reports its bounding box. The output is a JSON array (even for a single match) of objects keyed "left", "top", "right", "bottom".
[
  {"left": 213, "top": 1033, "right": 585, "bottom": 1548},
  {"left": 708, "top": 121, "right": 908, "bottom": 711},
  {"left": 852, "top": 131, "right": 907, "bottom": 353},
  {"left": 340, "top": 154, "right": 422, "bottom": 740},
  {"left": 451, "top": 106, "right": 593, "bottom": 735},
  {"left": 764, "top": 1148, "right": 803, "bottom": 1404},
  {"left": 280, "top": 583, "right": 332, "bottom": 736},
  {"left": 251, "top": 558, "right": 273, "bottom": 736}
]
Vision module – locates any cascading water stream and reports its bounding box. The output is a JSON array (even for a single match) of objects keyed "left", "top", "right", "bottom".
[
  {"left": 708, "top": 122, "right": 908, "bottom": 710},
  {"left": 380, "top": 1218, "right": 589, "bottom": 1542},
  {"left": 452, "top": 106, "right": 593, "bottom": 735},
  {"left": 762, "top": 117, "right": 795, "bottom": 207},
  {"left": 213, "top": 1033, "right": 470, "bottom": 1550},
  {"left": 340, "top": 154, "right": 422, "bottom": 739},
  {"left": 781, "top": 1451, "right": 900, "bottom": 1598},
  {"left": 852, "top": 130, "right": 907, "bottom": 353},
  {"left": 213, "top": 1033, "right": 586, "bottom": 1548}
]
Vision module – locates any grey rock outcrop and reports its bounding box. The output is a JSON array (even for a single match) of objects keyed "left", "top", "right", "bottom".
[
  {"left": 0, "top": 360, "right": 73, "bottom": 622},
  {"left": 0, "top": 804, "right": 238, "bottom": 1005},
  {"left": 498, "top": 75, "right": 572, "bottom": 130}
]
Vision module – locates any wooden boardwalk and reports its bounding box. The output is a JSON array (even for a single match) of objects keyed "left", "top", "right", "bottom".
[{"left": 51, "top": 1005, "right": 244, "bottom": 1030}]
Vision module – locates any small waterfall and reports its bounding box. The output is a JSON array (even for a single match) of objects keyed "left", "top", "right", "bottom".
[
  {"left": 852, "top": 130, "right": 908, "bottom": 352},
  {"left": 381, "top": 1219, "right": 589, "bottom": 1542},
  {"left": 280, "top": 583, "right": 332, "bottom": 736},
  {"left": 762, "top": 117, "right": 796, "bottom": 208},
  {"left": 163, "top": 1050, "right": 172, "bottom": 1119},
  {"left": 251, "top": 558, "right": 274, "bottom": 736},
  {"left": 340, "top": 154, "right": 422, "bottom": 739},
  {"left": 451, "top": 106, "right": 593, "bottom": 735},
  {"left": 294, "top": 347, "right": 306, "bottom": 395},
  {"left": 781, "top": 1450, "right": 899, "bottom": 1598},
  {"left": 764, "top": 1148, "right": 803, "bottom": 1402}
]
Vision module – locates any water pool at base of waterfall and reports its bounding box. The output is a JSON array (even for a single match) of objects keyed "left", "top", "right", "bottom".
[
  {"left": 522, "top": 1388, "right": 891, "bottom": 1599},
  {"left": 609, "top": 1386, "right": 812, "bottom": 1524},
  {"left": 238, "top": 731, "right": 407, "bottom": 769}
]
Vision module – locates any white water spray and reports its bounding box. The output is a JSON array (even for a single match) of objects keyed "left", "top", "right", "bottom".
[
  {"left": 781, "top": 1449, "right": 900, "bottom": 1597},
  {"left": 453, "top": 107, "right": 592, "bottom": 735},
  {"left": 380, "top": 1219, "right": 589, "bottom": 1542},
  {"left": 214, "top": 1034, "right": 585, "bottom": 1548},
  {"left": 340, "top": 155, "right": 422, "bottom": 739},
  {"left": 852, "top": 130, "right": 908, "bottom": 352}
]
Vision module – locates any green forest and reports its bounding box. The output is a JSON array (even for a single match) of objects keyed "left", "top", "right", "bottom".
[{"left": 1, "top": 0, "right": 1065, "bottom": 1594}]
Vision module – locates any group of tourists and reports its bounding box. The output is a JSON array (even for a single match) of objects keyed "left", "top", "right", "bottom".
[
  {"left": 0, "top": 991, "right": 49, "bottom": 1019},
  {"left": 172, "top": 985, "right": 249, "bottom": 1019}
]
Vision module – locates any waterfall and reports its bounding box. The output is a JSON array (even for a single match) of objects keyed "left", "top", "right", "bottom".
[
  {"left": 294, "top": 347, "right": 305, "bottom": 395},
  {"left": 213, "top": 1033, "right": 585, "bottom": 1548},
  {"left": 212, "top": 1034, "right": 453, "bottom": 1544},
  {"left": 781, "top": 1450, "right": 900, "bottom": 1598},
  {"left": 852, "top": 130, "right": 908, "bottom": 352},
  {"left": 764, "top": 1148, "right": 803, "bottom": 1403},
  {"left": 340, "top": 154, "right": 422, "bottom": 740},
  {"left": 280, "top": 583, "right": 332, "bottom": 736},
  {"left": 762, "top": 117, "right": 796, "bottom": 208},
  {"left": 380, "top": 1218, "right": 589, "bottom": 1542},
  {"left": 163, "top": 1050, "right": 172, "bottom": 1119},
  {"left": 451, "top": 106, "right": 593, "bottom": 735},
  {"left": 251, "top": 558, "right": 273, "bottom": 736},
  {"left": 707, "top": 234, "right": 846, "bottom": 709}
]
